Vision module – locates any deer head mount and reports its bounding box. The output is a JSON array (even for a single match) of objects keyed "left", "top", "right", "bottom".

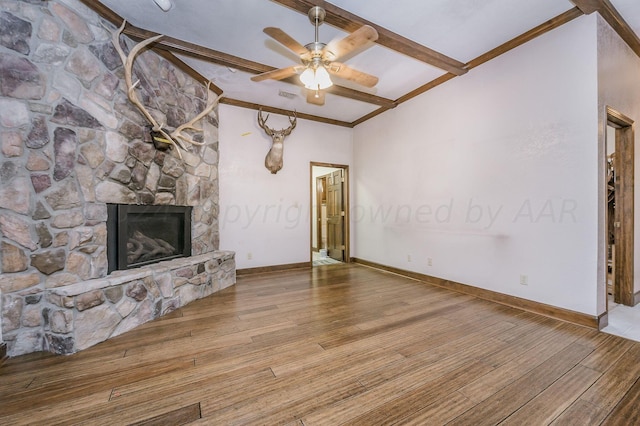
[
  {"left": 257, "top": 109, "right": 297, "bottom": 174},
  {"left": 111, "top": 21, "right": 222, "bottom": 160}
]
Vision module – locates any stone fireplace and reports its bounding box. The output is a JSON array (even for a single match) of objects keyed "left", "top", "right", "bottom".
[{"left": 0, "top": 0, "right": 235, "bottom": 356}]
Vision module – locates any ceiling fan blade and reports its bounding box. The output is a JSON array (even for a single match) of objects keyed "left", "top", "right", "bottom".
[
  {"left": 328, "top": 62, "right": 378, "bottom": 88},
  {"left": 264, "top": 27, "right": 310, "bottom": 59},
  {"left": 307, "top": 89, "right": 325, "bottom": 106},
  {"left": 251, "top": 65, "right": 300, "bottom": 82},
  {"left": 323, "top": 25, "right": 378, "bottom": 62}
]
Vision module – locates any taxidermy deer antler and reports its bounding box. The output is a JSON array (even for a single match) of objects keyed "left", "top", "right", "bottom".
[
  {"left": 258, "top": 109, "right": 297, "bottom": 174},
  {"left": 111, "top": 21, "right": 222, "bottom": 159}
]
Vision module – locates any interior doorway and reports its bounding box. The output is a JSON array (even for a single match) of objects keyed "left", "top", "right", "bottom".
[
  {"left": 310, "top": 163, "right": 349, "bottom": 266},
  {"left": 606, "top": 123, "right": 617, "bottom": 308},
  {"left": 605, "top": 107, "right": 635, "bottom": 309}
]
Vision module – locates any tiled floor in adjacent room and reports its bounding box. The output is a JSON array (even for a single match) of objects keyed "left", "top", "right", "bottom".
[{"left": 602, "top": 299, "right": 640, "bottom": 342}]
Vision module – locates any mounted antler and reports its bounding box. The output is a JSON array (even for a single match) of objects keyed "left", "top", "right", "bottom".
[
  {"left": 111, "top": 21, "right": 222, "bottom": 159},
  {"left": 258, "top": 109, "right": 297, "bottom": 174}
]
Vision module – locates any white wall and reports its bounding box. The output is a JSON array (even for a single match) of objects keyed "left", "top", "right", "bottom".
[
  {"left": 597, "top": 15, "right": 640, "bottom": 309},
  {"left": 219, "top": 105, "right": 353, "bottom": 269},
  {"left": 353, "top": 15, "right": 600, "bottom": 315}
]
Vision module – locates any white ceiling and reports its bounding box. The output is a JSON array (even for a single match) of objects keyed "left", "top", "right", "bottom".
[{"left": 96, "top": 0, "right": 640, "bottom": 124}]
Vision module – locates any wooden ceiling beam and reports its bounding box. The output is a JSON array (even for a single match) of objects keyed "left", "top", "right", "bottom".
[
  {"left": 598, "top": 0, "right": 640, "bottom": 58},
  {"left": 271, "top": 0, "right": 468, "bottom": 76},
  {"left": 570, "top": 0, "right": 640, "bottom": 57},
  {"left": 77, "top": 0, "right": 122, "bottom": 25},
  {"left": 123, "top": 25, "right": 274, "bottom": 75},
  {"left": 569, "top": 0, "right": 601, "bottom": 14},
  {"left": 325, "top": 86, "right": 395, "bottom": 108},
  {"left": 350, "top": 106, "right": 389, "bottom": 127},
  {"left": 395, "top": 73, "right": 457, "bottom": 105},
  {"left": 221, "top": 98, "right": 353, "bottom": 127}
]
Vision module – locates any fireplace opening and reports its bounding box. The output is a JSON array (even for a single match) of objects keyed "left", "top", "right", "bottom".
[{"left": 107, "top": 204, "right": 192, "bottom": 273}]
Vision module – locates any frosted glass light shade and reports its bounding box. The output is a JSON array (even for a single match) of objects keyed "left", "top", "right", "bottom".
[{"left": 300, "top": 66, "right": 333, "bottom": 90}]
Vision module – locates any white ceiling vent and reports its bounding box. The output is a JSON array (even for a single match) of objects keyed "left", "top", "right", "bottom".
[{"left": 278, "top": 90, "right": 297, "bottom": 99}]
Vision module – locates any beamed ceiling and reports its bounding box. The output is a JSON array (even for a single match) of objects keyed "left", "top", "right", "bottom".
[{"left": 84, "top": 0, "right": 640, "bottom": 127}]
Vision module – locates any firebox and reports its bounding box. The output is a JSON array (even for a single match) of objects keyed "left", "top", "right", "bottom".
[{"left": 107, "top": 204, "right": 192, "bottom": 273}]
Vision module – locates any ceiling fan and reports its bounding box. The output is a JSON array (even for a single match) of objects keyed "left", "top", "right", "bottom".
[{"left": 250, "top": 6, "right": 379, "bottom": 106}]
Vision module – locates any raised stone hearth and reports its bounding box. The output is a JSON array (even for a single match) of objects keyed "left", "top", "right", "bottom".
[
  {"left": 0, "top": 0, "right": 233, "bottom": 357},
  {"left": 46, "top": 251, "right": 234, "bottom": 354}
]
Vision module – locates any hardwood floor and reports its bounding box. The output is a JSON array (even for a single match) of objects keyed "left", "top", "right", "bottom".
[{"left": 1, "top": 263, "right": 639, "bottom": 425}]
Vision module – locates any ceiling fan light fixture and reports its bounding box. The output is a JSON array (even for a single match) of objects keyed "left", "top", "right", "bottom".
[
  {"left": 300, "top": 65, "right": 333, "bottom": 90},
  {"left": 253, "top": 5, "right": 378, "bottom": 105}
]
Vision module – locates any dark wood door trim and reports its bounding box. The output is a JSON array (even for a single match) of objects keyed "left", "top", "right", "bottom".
[
  {"left": 607, "top": 106, "right": 634, "bottom": 306},
  {"left": 326, "top": 170, "right": 345, "bottom": 261},
  {"left": 310, "top": 162, "right": 350, "bottom": 264},
  {"left": 314, "top": 176, "right": 326, "bottom": 252}
]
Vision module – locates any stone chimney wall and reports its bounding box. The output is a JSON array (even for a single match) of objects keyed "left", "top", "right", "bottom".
[{"left": 0, "top": 0, "right": 223, "bottom": 356}]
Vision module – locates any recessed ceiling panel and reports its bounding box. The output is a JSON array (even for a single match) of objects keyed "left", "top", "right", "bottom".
[
  {"left": 100, "top": 0, "right": 343, "bottom": 68},
  {"left": 329, "top": 0, "right": 575, "bottom": 62}
]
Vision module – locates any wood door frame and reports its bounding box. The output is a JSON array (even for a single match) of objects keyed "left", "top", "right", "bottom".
[
  {"left": 314, "top": 175, "right": 327, "bottom": 252},
  {"left": 606, "top": 106, "right": 635, "bottom": 307},
  {"left": 326, "top": 169, "right": 345, "bottom": 261},
  {"left": 310, "top": 162, "right": 350, "bottom": 264}
]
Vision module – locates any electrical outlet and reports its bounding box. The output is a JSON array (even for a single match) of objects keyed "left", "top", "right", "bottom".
[
  {"left": 520, "top": 274, "right": 528, "bottom": 286},
  {"left": 427, "top": 257, "right": 433, "bottom": 266},
  {"left": 247, "top": 252, "right": 253, "bottom": 260}
]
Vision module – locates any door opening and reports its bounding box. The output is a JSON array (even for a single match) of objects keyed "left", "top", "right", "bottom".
[
  {"left": 310, "top": 163, "right": 349, "bottom": 266},
  {"left": 606, "top": 124, "right": 616, "bottom": 309},
  {"left": 605, "top": 107, "right": 635, "bottom": 311}
]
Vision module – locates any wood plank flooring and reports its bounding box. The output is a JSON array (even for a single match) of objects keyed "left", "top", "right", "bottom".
[{"left": 1, "top": 263, "right": 639, "bottom": 425}]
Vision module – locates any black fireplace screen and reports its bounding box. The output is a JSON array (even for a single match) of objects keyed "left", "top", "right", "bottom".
[{"left": 107, "top": 204, "right": 192, "bottom": 273}]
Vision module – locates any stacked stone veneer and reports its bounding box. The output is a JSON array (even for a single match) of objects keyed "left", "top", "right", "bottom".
[
  {"left": 0, "top": 0, "right": 234, "bottom": 356},
  {"left": 47, "top": 251, "right": 235, "bottom": 354}
]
